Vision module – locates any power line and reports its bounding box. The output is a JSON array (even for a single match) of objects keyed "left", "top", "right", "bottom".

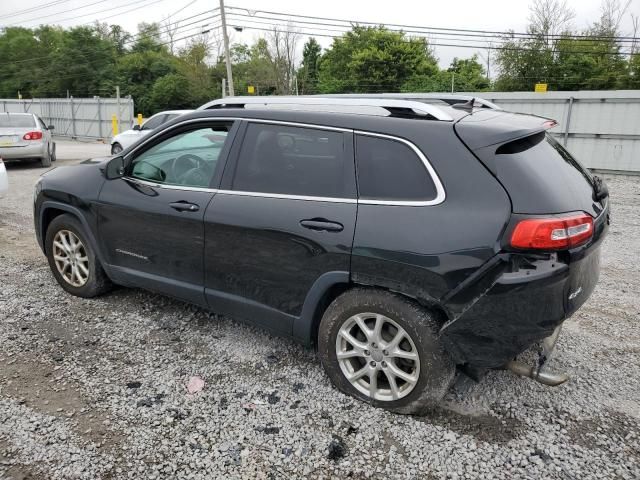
[
  {"left": 0, "top": 0, "right": 72, "bottom": 21},
  {"left": 8, "top": 0, "right": 111, "bottom": 26},
  {"left": 68, "top": 0, "right": 171, "bottom": 25},
  {"left": 226, "top": 10, "right": 640, "bottom": 46},
  {"left": 225, "top": 5, "right": 640, "bottom": 43},
  {"left": 224, "top": 22, "right": 633, "bottom": 57},
  {"left": 166, "top": 0, "right": 200, "bottom": 20}
]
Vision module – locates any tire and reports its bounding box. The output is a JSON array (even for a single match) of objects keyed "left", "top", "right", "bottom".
[
  {"left": 51, "top": 142, "right": 57, "bottom": 162},
  {"left": 318, "top": 288, "right": 455, "bottom": 415},
  {"left": 111, "top": 143, "right": 123, "bottom": 155},
  {"left": 40, "top": 147, "right": 52, "bottom": 168},
  {"left": 45, "top": 214, "right": 112, "bottom": 298}
]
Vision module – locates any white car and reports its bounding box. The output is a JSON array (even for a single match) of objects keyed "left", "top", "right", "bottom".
[
  {"left": 0, "top": 112, "right": 56, "bottom": 167},
  {"left": 110, "top": 110, "right": 193, "bottom": 155},
  {"left": 0, "top": 158, "right": 8, "bottom": 196}
]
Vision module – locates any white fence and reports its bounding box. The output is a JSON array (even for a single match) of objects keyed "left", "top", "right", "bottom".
[
  {"left": 0, "top": 97, "right": 135, "bottom": 140},
  {"left": 466, "top": 90, "right": 640, "bottom": 173}
]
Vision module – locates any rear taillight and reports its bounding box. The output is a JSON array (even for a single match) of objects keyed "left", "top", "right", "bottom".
[
  {"left": 510, "top": 214, "right": 594, "bottom": 250},
  {"left": 23, "top": 131, "right": 43, "bottom": 141}
]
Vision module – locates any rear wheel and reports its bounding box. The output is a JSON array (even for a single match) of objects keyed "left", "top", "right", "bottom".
[
  {"left": 318, "top": 288, "right": 455, "bottom": 414},
  {"left": 45, "top": 214, "right": 112, "bottom": 298},
  {"left": 40, "top": 147, "right": 52, "bottom": 168},
  {"left": 51, "top": 142, "right": 56, "bottom": 162}
]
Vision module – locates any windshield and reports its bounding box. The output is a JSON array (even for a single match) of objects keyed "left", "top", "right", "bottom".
[{"left": 0, "top": 114, "right": 36, "bottom": 128}]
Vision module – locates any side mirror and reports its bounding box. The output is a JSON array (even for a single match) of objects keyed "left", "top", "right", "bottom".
[
  {"left": 132, "top": 124, "right": 141, "bottom": 131},
  {"left": 47, "top": 125, "right": 55, "bottom": 131},
  {"left": 105, "top": 155, "right": 126, "bottom": 180}
]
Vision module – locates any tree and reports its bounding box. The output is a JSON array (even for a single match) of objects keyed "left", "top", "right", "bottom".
[
  {"left": 131, "top": 22, "right": 164, "bottom": 53},
  {"left": 177, "top": 39, "right": 215, "bottom": 105},
  {"left": 298, "top": 37, "right": 321, "bottom": 94},
  {"left": 447, "top": 56, "right": 490, "bottom": 91},
  {"left": 227, "top": 39, "right": 277, "bottom": 95},
  {"left": 528, "top": 0, "right": 575, "bottom": 46},
  {"left": 318, "top": 26, "right": 438, "bottom": 93},
  {"left": 267, "top": 27, "right": 300, "bottom": 94},
  {"left": 148, "top": 73, "right": 193, "bottom": 111},
  {"left": 494, "top": 34, "right": 554, "bottom": 91}
]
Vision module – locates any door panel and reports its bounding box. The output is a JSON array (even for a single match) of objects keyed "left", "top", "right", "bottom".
[
  {"left": 96, "top": 121, "right": 237, "bottom": 306},
  {"left": 203, "top": 194, "right": 356, "bottom": 332},
  {"left": 97, "top": 179, "right": 213, "bottom": 306},
  {"left": 203, "top": 121, "right": 357, "bottom": 334}
]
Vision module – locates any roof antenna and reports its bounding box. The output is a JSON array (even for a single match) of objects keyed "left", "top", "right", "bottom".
[{"left": 452, "top": 97, "right": 475, "bottom": 112}]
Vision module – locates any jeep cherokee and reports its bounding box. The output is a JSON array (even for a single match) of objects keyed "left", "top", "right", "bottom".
[{"left": 33, "top": 95, "right": 609, "bottom": 414}]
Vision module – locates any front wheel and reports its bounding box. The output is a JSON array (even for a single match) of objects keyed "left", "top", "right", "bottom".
[
  {"left": 318, "top": 289, "right": 455, "bottom": 414},
  {"left": 45, "top": 214, "right": 112, "bottom": 298}
]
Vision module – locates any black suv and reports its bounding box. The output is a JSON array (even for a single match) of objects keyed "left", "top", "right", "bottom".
[{"left": 34, "top": 95, "right": 609, "bottom": 414}]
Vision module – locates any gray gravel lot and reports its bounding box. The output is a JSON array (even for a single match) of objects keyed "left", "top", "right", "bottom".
[{"left": 1, "top": 142, "right": 639, "bottom": 479}]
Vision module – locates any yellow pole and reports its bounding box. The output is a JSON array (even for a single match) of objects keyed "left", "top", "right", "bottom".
[
  {"left": 111, "top": 114, "right": 118, "bottom": 136},
  {"left": 137, "top": 113, "right": 143, "bottom": 126}
]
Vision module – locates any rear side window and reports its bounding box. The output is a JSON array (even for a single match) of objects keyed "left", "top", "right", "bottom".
[
  {"left": 233, "top": 123, "right": 350, "bottom": 198},
  {"left": 355, "top": 134, "right": 437, "bottom": 201},
  {"left": 141, "top": 114, "right": 167, "bottom": 131},
  {"left": 0, "top": 114, "right": 36, "bottom": 128}
]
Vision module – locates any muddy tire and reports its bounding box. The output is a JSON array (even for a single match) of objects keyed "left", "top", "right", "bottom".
[
  {"left": 45, "top": 214, "right": 112, "bottom": 298},
  {"left": 318, "top": 288, "right": 455, "bottom": 415}
]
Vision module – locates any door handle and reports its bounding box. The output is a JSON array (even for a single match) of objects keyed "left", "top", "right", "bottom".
[
  {"left": 169, "top": 201, "right": 200, "bottom": 212},
  {"left": 300, "top": 218, "right": 344, "bottom": 232}
]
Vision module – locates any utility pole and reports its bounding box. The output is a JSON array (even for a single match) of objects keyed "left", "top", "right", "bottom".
[
  {"left": 115, "top": 85, "right": 121, "bottom": 133},
  {"left": 451, "top": 72, "right": 455, "bottom": 93},
  {"left": 219, "top": 0, "right": 234, "bottom": 97}
]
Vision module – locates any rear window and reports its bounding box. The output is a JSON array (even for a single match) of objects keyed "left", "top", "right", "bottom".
[
  {"left": 355, "top": 134, "right": 437, "bottom": 201},
  {"left": 493, "top": 132, "right": 596, "bottom": 214},
  {"left": 0, "top": 114, "right": 36, "bottom": 128}
]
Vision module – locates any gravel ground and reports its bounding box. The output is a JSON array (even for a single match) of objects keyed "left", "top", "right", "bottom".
[{"left": 0, "top": 146, "right": 639, "bottom": 479}]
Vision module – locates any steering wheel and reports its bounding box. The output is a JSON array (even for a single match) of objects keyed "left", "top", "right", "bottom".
[
  {"left": 179, "top": 166, "right": 212, "bottom": 187},
  {"left": 171, "top": 154, "right": 204, "bottom": 181}
]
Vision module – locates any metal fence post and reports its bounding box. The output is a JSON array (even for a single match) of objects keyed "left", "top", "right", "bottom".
[
  {"left": 116, "top": 86, "right": 121, "bottom": 133},
  {"left": 564, "top": 97, "right": 574, "bottom": 147},
  {"left": 97, "top": 96, "right": 103, "bottom": 140},
  {"left": 70, "top": 96, "right": 77, "bottom": 139}
]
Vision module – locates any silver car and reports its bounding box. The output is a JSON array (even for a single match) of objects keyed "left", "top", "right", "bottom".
[
  {"left": 0, "top": 113, "right": 56, "bottom": 167},
  {"left": 110, "top": 109, "right": 193, "bottom": 155}
]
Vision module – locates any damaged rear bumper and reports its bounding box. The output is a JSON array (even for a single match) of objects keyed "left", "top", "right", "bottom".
[{"left": 439, "top": 207, "right": 608, "bottom": 369}]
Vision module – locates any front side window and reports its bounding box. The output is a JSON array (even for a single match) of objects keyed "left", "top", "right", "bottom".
[
  {"left": 233, "top": 123, "right": 348, "bottom": 198},
  {"left": 141, "top": 114, "right": 167, "bottom": 131},
  {"left": 130, "top": 124, "right": 232, "bottom": 188},
  {"left": 355, "top": 134, "right": 437, "bottom": 201}
]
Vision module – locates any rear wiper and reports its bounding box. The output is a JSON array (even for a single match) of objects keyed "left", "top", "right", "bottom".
[{"left": 591, "top": 175, "right": 609, "bottom": 202}]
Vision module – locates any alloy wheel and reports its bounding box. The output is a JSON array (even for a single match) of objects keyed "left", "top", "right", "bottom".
[
  {"left": 336, "top": 313, "right": 420, "bottom": 401},
  {"left": 52, "top": 230, "right": 90, "bottom": 287}
]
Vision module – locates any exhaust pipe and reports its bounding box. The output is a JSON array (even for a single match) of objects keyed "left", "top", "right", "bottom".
[{"left": 505, "top": 360, "right": 569, "bottom": 387}]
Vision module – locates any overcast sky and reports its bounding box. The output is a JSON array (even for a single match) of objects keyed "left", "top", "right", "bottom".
[{"left": 1, "top": 0, "right": 639, "bottom": 68}]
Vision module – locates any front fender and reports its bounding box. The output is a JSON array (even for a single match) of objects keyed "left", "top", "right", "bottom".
[{"left": 36, "top": 200, "right": 106, "bottom": 268}]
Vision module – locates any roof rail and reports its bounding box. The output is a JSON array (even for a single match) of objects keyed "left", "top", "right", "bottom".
[
  {"left": 198, "top": 96, "right": 454, "bottom": 121},
  {"left": 319, "top": 93, "right": 501, "bottom": 110}
]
